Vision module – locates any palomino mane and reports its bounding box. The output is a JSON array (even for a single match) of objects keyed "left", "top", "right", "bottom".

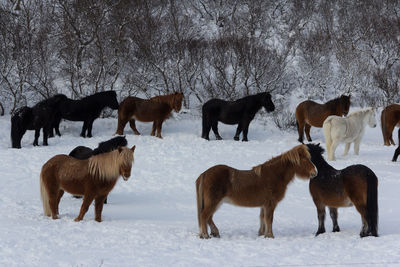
[
  {"left": 252, "top": 145, "right": 310, "bottom": 175},
  {"left": 88, "top": 147, "right": 133, "bottom": 181}
]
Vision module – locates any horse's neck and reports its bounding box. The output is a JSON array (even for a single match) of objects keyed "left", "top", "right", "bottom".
[
  {"left": 324, "top": 100, "right": 341, "bottom": 114},
  {"left": 261, "top": 161, "right": 296, "bottom": 185},
  {"left": 315, "top": 159, "right": 337, "bottom": 175}
]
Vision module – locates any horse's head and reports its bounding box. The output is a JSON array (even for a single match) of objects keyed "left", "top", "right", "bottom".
[
  {"left": 340, "top": 94, "right": 351, "bottom": 116},
  {"left": 119, "top": 145, "right": 135, "bottom": 181},
  {"left": 107, "top": 91, "right": 120, "bottom": 110},
  {"left": 306, "top": 143, "right": 326, "bottom": 171},
  {"left": 292, "top": 145, "right": 318, "bottom": 179},
  {"left": 172, "top": 92, "right": 184, "bottom": 112},
  {"left": 367, "top": 108, "right": 377, "bottom": 128},
  {"left": 261, "top": 92, "right": 275, "bottom": 113},
  {"left": 10, "top": 107, "right": 32, "bottom": 149}
]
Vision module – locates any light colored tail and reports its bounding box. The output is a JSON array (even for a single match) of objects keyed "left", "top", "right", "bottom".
[
  {"left": 323, "top": 118, "right": 333, "bottom": 153},
  {"left": 196, "top": 173, "right": 205, "bottom": 228},
  {"left": 40, "top": 171, "right": 51, "bottom": 217}
]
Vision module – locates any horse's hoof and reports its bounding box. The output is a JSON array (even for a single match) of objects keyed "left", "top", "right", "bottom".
[
  {"left": 199, "top": 233, "right": 210, "bottom": 239},
  {"left": 216, "top": 136, "right": 222, "bottom": 140},
  {"left": 210, "top": 232, "right": 220, "bottom": 238},
  {"left": 74, "top": 217, "right": 82, "bottom": 222},
  {"left": 298, "top": 138, "right": 304, "bottom": 144},
  {"left": 333, "top": 226, "right": 340, "bottom": 232},
  {"left": 242, "top": 138, "right": 248, "bottom": 142},
  {"left": 264, "top": 234, "right": 274, "bottom": 238}
]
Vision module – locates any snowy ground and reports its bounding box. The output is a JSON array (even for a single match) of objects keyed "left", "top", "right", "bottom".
[{"left": 0, "top": 110, "right": 400, "bottom": 266}]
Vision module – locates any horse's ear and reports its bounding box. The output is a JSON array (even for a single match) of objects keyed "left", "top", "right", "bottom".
[
  {"left": 131, "top": 145, "right": 136, "bottom": 152},
  {"left": 117, "top": 146, "right": 123, "bottom": 153}
]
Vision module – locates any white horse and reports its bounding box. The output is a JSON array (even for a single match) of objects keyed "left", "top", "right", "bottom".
[{"left": 323, "top": 108, "right": 377, "bottom": 161}]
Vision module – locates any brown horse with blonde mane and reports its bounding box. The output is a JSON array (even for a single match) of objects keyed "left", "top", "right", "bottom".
[
  {"left": 381, "top": 104, "right": 400, "bottom": 146},
  {"left": 196, "top": 144, "right": 317, "bottom": 239},
  {"left": 295, "top": 95, "right": 351, "bottom": 143},
  {"left": 40, "top": 146, "right": 135, "bottom": 222},
  {"left": 115, "top": 92, "right": 184, "bottom": 138}
]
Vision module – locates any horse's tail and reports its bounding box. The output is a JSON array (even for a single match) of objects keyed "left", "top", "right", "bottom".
[
  {"left": 196, "top": 173, "right": 205, "bottom": 228},
  {"left": 40, "top": 170, "right": 51, "bottom": 217},
  {"left": 381, "top": 108, "right": 386, "bottom": 144},
  {"left": 365, "top": 169, "right": 379, "bottom": 237},
  {"left": 323, "top": 117, "right": 333, "bottom": 151},
  {"left": 201, "top": 105, "right": 209, "bottom": 139}
]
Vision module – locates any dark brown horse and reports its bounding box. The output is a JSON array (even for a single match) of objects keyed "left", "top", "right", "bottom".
[
  {"left": 381, "top": 104, "right": 400, "bottom": 146},
  {"left": 40, "top": 146, "right": 135, "bottom": 222},
  {"left": 295, "top": 95, "right": 351, "bottom": 143},
  {"left": 196, "top": 145, "right": 317, "bottom": 239},
  {"left": 115, "top": 92, "right": 184, "bottom": 138},
  {"left": 306, "top": 143, "right": 378, "bottom": 237}
]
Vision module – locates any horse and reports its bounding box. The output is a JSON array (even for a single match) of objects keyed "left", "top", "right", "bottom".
[
  {"left": 53, "top": 90, "right": 119, "bottom": 138},
  {"left": 196, "top": 144, "right": 317, "bottom": 239},
  {"left": 40, "top": 145, "right": 135, "bottom": 222},
  {"left": 10, "top": 95, "right": 65, "bottom": 148},
  {"left": 295, "top": 95, "right": 351, "bottom": 143},
  {"left": 115, "top": 92, "right": 184, "bottom": 138},
  {"left": 380, "top": 104, "right": 400, "bottom": 146},
  {"left": 323, "top": 108, "right": 376, "bottom": 161},
  {"left": 69, "top": 136, "right": 128, "bottom": 159},
  {"left": 201, "top": 92, "right": 275, "bottom": 141},
  {"left": 68, "top": 136, "right": 128, "bottom": 204},
  {"left": 306, "top": 143, "right": 378, "bottom": 237}
]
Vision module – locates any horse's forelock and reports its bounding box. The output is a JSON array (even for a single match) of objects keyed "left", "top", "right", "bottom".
[{"left": 284, "top": 145, "right": 310, "bottom": 166}]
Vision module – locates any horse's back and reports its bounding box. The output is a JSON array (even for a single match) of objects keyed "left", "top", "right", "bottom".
[
  {"left": 297, "top": 100, "right": 330, "bottom": 127},
  {"left": 69, "top": 146, "right": 93, "bottom": 160},
  {"left": 119, "top": 96, "right": 171, "bottom": 122},
  {"left": 382, "top": 104, "right": 400, "bottom": 125}
]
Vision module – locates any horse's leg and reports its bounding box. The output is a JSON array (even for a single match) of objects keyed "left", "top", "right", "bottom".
[
  {"left": 42, "top": 127, "right": 49, "bottom": 146},
  {"left": 234, "top": 123, "right": 242, "bottom": 141},
  {"left": 129, "top": 119, "right": 141, "bottom": 135},
  {"left": 211, "top": 120, "right": 222, "bottom": 140},
  {"left": 199, "top": 198, "right": 221, "bottom": 239},
  {"left": 32, "top": 128, "right": 40, "bottom": 146},
  {"left": 263, "top": 202, "right": 277, "bottom": 238},
  {"left": 305, "top": 123, "right": 312, "bottom": 142},
  {"left": 201, "top": 114, "right": 212, "bottom": 140},
  {"left": 155, "top": 120, "right": 163, "bottom": 138},
  {"left": 297, "top": 120, "right": 305, "bottom": 143},
  {"left": 74, "top": 193, "right": 95, "bottom": 221},
  {"left": 354, "top": 137, "right": 362, "bottom": 155},
  {"left": 329, "top": 207, "right": 340, "bottom": 232},
  {"left": 258, "top": 207, "right": 265, "bottom": 236},
  {"left": 94, "top": 195, "right": 108, "bottom": 222},
  {"left": 80, "top": 121, "right": 87, "bottom": 138},
  {"left": 86, "top": 119, "right": 94, "bottom": 138},
  {"left": 55, "top": 190, "right": 64, "bottom": 216},
  {"left": 328, "top": 140, "right": 339, "bottom": 160},
  {"left": 150, "top": 122, "right": 156, "bottom": 136},
  {"left": 241, "top": 119, "right": 251, "bottom": 142},
  {"left": 315, "top": 204, "right": 326, "bottom": 236},
  {"left": 343, "top": 143, "right": 351, "bottom": 156},
  {"left": 208, "top": 215, "right": 220, "bottom": 238}
]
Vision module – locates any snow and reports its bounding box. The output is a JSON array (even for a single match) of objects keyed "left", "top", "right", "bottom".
[{"left": 1, "top": 111, "right": 400, "bottom": 266}]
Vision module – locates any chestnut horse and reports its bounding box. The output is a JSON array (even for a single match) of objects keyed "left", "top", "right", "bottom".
[
  {"left": 115, "top": 92, "right": 184, "bottom": 138},
  {"left": 306, "top": 143, "right": 378, "bottom": 237},
  {"left": 296, "top": 95, "right": 351, "bottom": 143},
  {"left": 196, "top": 144, "right": 317, "bottom": 239},
  {"left": 40, "top": 146, "right": 135, "bottom": 222},
  {"left": 381, "top": 104, "right": 400, "bottom": 146}
]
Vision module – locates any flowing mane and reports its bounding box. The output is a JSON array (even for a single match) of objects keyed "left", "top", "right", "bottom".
[
  {"left": 252, "top": 145, "right": 310, "bottom": 174},
  {"left": 88, "top": 147, "right": 133, "bottom": 181}
]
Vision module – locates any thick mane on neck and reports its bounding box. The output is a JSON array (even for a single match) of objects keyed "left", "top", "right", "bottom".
[
  {"left": 325, "top": 96, "right": 342, "bottom": 106},
  {"left": 347, "top": 108, "right": 372, "bottom": 118},
  {"left": 88, "top": 148, "right": 133, "bottom": 181},
  {"left": 151, "top": 94, "right": 174, "bottom": 107},
  {"left": 253, "top": 145, "right": 309, "bottom": 172}
]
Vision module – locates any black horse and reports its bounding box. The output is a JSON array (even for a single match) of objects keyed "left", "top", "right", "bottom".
[
  {"left": 391, "top": 128, "right": 400, "bottom": 161},
  {"left": 307, "top": 143, "right": 378, "bottom": 237},
  {"left": 68, "top": 136, "right": 128, "bottom": 203},
  {"left": 11, "top": 96, "right": 64, "bottom": 148},
  {"left": 53, "top": 90, "right": 119, "bottom": 138},
  {"left": 201, "top": 92, "right": 275, "bottom": 141}
]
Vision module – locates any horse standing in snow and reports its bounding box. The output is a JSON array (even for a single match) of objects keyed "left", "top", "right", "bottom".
[
  {"left": 201, "top": 92, "right": 275, "bottom": 141},
  {"left": 306, "top": 143, "right": 378, "bottom": 237},
  {"left": 380, "top": 104, "right": 400, "bottom": 146},
  {"left": 40, "top": 146, "right": 135, "bottom": 222},
  {"left": 323, "top": 108, "right": 376, "bottom": 161},
  {"left": 196, "top": 144, "right": 317, "bottom": 239},
  {"left": 295, "top": 95, "right": 351, "bottom": 143}
]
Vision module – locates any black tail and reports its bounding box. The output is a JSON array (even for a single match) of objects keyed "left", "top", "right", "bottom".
[
  {"left": 201, "top": 106, "right": 210, "bottom": 140},
  {"left": 365, "top": 170, "right": 379, "bottom": 237}
]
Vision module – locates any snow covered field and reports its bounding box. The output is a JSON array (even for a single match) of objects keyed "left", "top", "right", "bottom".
[{"left": 1, "top": 111, "right": 400, "bottom": 266}]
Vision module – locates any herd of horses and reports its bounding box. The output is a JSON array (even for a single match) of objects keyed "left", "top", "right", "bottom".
[{"left": 12, "top": 90, "right": 400, "bottom": 239}]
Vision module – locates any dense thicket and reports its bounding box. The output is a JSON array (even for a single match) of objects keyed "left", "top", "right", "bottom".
[{"left": 1, "top": 0, "right": 399, "bottom": 117}]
